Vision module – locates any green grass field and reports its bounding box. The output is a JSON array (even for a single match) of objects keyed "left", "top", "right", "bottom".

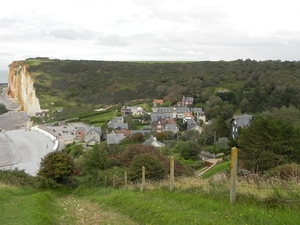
[
  {"left": 0, "top": 185, "right": 62, "bottom": 225},
  {"left": 2, "top": 178, "right": 299, "bottom": 225}
]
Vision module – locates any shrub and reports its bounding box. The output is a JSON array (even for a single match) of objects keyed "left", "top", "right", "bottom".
[
  {"left": 174, "top": 159, "right": 195, "bottom": 177},
  {"left": 174, "top": 141, "right": 202, "bottom": 160},
  {"left": 36, "top": 176, "right": 59, "bottom": 189},
  {"left": 118, "top": 144, "right": 169, "bottom": 168},
  {"left": 77, "top": 144, "right": 107, "bottom": 175},
  {"left": 69, "top": 145, "right": 83, "bottom": 158},
  {"left": 0, "top": 169, "right": 36, "bottom": 187},
  {"left": 38, "top": 151, "right": 75, "bottom": 184},
  {"left": 266, "top": 164, "right": 300, "bottom": 179},
  {"left": 128, "top": 154, "right": 166, "bottom": 181}
]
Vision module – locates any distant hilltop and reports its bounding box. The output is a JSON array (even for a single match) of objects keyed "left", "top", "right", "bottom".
[{"left": 6, "top": 58, "right": 300, "bottom": 120}]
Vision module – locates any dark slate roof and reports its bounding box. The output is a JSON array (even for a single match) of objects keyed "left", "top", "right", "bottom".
[
  {"left": 106, "top": 131, "right": 125, "bottom": 144},
  {"left": 187, "top": 119, "right": 199, "bottom": 130},
  {"left": 150, "top": 112, "right": 173, "bottom": 123},
  {"left": 156, "top": 107, "right": 191, "bottom": 113},
  {"left": 191, "top": 108, "right": 203, "bottom": 113},
  {"left": 113, "top": 123, "right": 128, "bottom": 130},
  {"left": 131, "top": 130, "right": 152, "bottom": 135},
  {"left": 164, "top": 123, "right": 178, "bottom": 132},
  {"left": 85, "top": 126, "right": 101, "bottom": 135},
  {"left": 142, "top": 135, "right": 166, "bottom": 147},
  {"left": 232, "top": 115, "right": 253, "bottom": 127}
]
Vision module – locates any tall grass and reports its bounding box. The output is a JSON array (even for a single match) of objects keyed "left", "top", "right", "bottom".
[
  {"left": 0, "top": 185, "right": 62, "bottom": 225},
  {"left": 75, "top": 176, "right": 300, "bottom": 224}
]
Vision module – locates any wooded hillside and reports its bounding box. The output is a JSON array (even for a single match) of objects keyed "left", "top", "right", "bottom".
[{"left": 25, "top": 58, "right": 300, "bottom": 120}]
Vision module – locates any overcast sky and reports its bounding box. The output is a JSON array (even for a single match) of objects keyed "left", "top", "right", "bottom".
[{"left": 0, "top": 0, "right": 300, "bottom": 70}]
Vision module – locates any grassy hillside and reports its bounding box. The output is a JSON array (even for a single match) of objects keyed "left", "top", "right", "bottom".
[
  {"left": 1, "top": 163, "right": 300, "bottom": 224},
  {"left": 1, "top": 176, "right": 300, "bottom": 225}
]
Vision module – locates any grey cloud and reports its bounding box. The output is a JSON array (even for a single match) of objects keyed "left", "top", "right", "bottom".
[
  {"left": 49, "top": 28, "right": 95, "bottom": 40},
  {"left": 0, "top": 17, "right": 25, "bottom": 28},
  {"left": 95, "top": 34, "right": 129, "bottom": 46},
  {"left": 0, "top": 52, "right": 14, "bottom": 56},
  {"left": 0, "top": 29, "right": 44, "bottom": 42}
]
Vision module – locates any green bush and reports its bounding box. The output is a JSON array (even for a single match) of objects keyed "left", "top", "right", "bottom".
[
  {"left": 0, "top": 169, "right": 36, "bottom": 187},
  {"left": 128, "top": 153, "right": 166, "bottom": 181},
  {"left": 119, "top": 144, "right": 169, "bottom": 168},
  {"left": 38, "top": 151, "right": 75, "bottom": 184},
  {"left": 36, "top": 176, "right": 59, "bottom": 189},
  {"left": 266, "top": 164, "right": 300, "bottom": 179},
  {"left": 77, "top": 144, "right": 107, "bottom": 175}
]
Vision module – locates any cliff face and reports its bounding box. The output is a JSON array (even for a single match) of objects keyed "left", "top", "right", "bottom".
[{"left": 6, "top": 61, "right": 41, "bottom": 116}]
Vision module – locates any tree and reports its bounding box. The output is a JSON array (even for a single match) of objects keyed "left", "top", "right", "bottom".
[
  {"left": 273, "top": 105, "right": 300, "bottom": 129},
  {"left": 154, "top": 131, "right": 169, "bottom": 142},
  {"left": 216, "top": 137, "right": 229, "bottom": 150},
  {"left": 181, "top": 130, "right": 200, "bottom": 142},
  {"left": 237, "top": 114, "right": 300, "bottom": 173},
  {"left": 174, "top": 141, "right": 201, "bottom": 160},
  {"left": 38, "top": 151, "right": 74, "bottom": 183},
  {"left": 123, "top": 115, "right": 137, "bottom": 130},
  {"left": 212, "top": 116, "right": 230, "bottom": 138},
  {"left": 78, "top": 144, "right": 107, "bottom": 174},
  {"left": 199, "top": 124, "right": 214, "bottom": 146},
  {"left": 239, "top": 98, "right": 251, "bottom": 113},
  {"left": 119, "top": 144, "right": 169, "bottom": 168}
]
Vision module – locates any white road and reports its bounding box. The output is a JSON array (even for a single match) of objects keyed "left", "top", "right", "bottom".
[{"left": 0, "top": 129, "right": 55, "bottom": 176}]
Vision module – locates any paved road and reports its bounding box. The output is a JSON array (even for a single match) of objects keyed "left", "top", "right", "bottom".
[
  {"left": 0, "top": 129, "right": 55, "bottom": 176},
  {"left": 0, "top": 86, "right": 57, "bottom": 176},
  {"left": 0, "top": 86, "right": 19, "bottom": 110}
]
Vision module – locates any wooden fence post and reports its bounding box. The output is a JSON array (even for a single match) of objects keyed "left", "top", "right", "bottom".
[
  {"left": 124, "top": 171, "right": 127, "bottom": 187},
  {"left": 141, "top": 166, "right": 145, "bottom": 192},
  {"left": 230, "top": 147, "right": 238, "bottom": 204},
  {"left": 104, "top": 176, "right": 107, "bottom": 188},
  {"left": 113, "top": 175, "right": 116, "bottom": 188},
  {"left": 170, "top": 156, "right": 175, "bottom": 192}
]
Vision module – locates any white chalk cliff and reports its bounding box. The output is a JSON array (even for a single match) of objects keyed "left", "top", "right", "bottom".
[{"left": 6, "top": 61, "right": 42, "bottom": 116}]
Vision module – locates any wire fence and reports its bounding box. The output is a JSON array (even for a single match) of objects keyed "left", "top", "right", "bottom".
[{"left": 95, "top": 149, "right": 300, "bottom": 206}]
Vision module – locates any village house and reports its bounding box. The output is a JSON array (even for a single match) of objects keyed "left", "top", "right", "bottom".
[
  {"left": 150, "top": 112, "right": 173, "bottom": 123},
  {"left": 177, "top": 95, "right": 194, "bottom": 107},
  {"left": 106, "top": 131, "right": 126, "bottom": 145},
  {"left": 84, "top": 126, "right": 102, "bottom": 146},
  {"left": 115, "top": 129, "right": 132, "bottom": 137},
  {"left": 153, "top": 99, "right": 164, "bottom": 107},
  {"left": 230, "top": 114, "right": 253, "bottom": 139},
  {"left": 195, "top": 110, "right": 206, "bottom": 124},
  {"left": 187, "top": 119, "right": 202, "bottom": 133},
  {"left": 121, "top": 106, "right": 143, "bottom": 116},
  {"left": 75, "top": 127, "right": 85, "bottom": 140},
  {"left": 183, "top": 111, "right": 194, "bottom": 122},
  {"left": 142, "top": 135, "right": 166, "bottom": 147},
  {"left": 108, "top": 117, "right": 128, "bottom": 130},
  {"left": 151, "top": 116, "right": 178, "bottom": 133},
  {"left": 75, "top": 126, "right": 102, "bottom": 146}
]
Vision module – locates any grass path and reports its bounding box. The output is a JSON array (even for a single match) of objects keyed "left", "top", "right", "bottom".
[{"left": 56, "top": 195, "right": 138, "bottom": 225}]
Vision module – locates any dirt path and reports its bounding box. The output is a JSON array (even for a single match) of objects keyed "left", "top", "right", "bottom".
[{"left": 57, "top": 195, "right": 139, "bottom": 225}]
